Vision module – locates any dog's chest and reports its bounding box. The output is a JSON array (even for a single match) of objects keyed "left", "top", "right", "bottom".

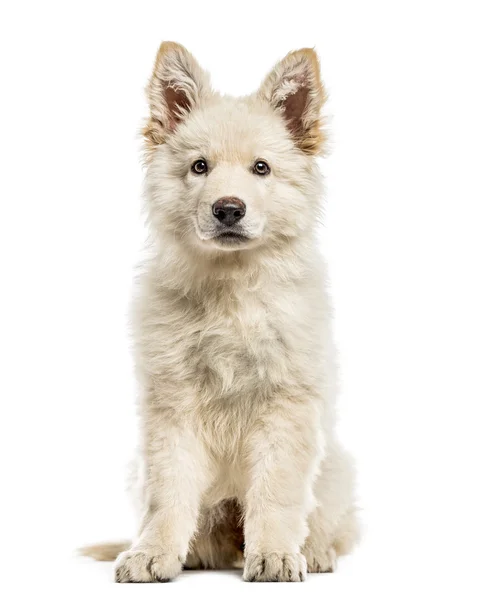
[{"left": 193, "top": 289, "right": 291, "bottom": 399}]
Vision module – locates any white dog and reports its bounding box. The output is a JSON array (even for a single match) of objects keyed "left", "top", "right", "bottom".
[{"left": 82, "top": 42, "right": 358, "bottom": 582}]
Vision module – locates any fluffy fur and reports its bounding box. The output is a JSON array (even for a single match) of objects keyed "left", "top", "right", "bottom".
[{"left": 81, "top": 42, "right": 359, "bottom": 582}]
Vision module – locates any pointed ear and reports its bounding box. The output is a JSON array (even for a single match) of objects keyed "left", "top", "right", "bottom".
[
  {"left": 258, "top": 48, "right": 327, "bottom": 155},
  {"left": 143, "top": 42, "right": 211, "bottom": 152}
]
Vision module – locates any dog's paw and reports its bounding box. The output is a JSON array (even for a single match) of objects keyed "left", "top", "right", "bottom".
[
  {"left": 303, "top": 545, "right": 336, "bottom": 573},
  {"left": 243, "top": 552, "right": 306, "bottom": 582},
  {"left": 114, "top": 549, "right": 182, "bottom": 583}
]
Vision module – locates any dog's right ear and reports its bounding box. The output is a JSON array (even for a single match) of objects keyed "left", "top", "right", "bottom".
[{"left": 143, "top": 42, "right": 211, "bottom": 155}]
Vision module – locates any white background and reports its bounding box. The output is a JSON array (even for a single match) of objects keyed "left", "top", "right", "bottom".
[{"left": 1, "top": 1, "right": 476, "bottom": 598}]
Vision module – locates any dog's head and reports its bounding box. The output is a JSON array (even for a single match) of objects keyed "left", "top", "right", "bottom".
[{"left": 144, "top": 42, "right": 327, "bottom": 255}]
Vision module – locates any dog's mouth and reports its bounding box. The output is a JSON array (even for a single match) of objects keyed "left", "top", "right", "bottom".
[{"left": 213, "top": 231, "right": 249, "bottom": 244}]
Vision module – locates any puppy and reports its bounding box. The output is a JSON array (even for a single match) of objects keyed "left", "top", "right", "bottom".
[{"left": 82, "top": 42, "right": 359, "bottom": 582}]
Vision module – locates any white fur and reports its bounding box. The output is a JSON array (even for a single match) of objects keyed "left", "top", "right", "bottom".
[{"left": 82, "top": 42, "right": 359, "bottom": 583}]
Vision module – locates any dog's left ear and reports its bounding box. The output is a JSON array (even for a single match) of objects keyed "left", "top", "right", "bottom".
[
  {"left": 258, "top": 48, "right": 327, "bottom": 155},
  {"left": 143, "top": 42, "right": 212, "bottom": 153}
]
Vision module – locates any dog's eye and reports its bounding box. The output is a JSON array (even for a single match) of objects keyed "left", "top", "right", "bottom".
[
  {"left": 253, "top": 160, "right": 270, "bottom": 176},
  {"left": 191, "top": 159, "right": 208, "bottom": 175}
]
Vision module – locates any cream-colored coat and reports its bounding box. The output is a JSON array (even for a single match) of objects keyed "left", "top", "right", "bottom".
[{"left": 82, "top": 42, "right": 358, "bottom": 582}]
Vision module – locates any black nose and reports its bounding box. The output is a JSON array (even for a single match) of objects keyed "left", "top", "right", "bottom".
[{"left": 212, "top": 197, "right": 246, "bottom": 226}]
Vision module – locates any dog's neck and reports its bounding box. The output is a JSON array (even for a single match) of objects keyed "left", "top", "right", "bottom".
[{"left": 153, "top": 234, "right": 316, "bottom": 298}]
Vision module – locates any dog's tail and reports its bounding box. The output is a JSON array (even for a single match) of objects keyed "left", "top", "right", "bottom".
[{"left": 78, "top": 540, "right": 131, "bottom": 562}]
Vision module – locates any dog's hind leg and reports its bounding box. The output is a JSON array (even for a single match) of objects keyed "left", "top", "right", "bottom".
[{"left": 302, "top": 440, "right": 360, "bottom": 573}]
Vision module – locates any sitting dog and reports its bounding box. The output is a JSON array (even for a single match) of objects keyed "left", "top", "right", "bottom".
[{"left": 82, "top": 42, "right": 359, "bottom": 582}]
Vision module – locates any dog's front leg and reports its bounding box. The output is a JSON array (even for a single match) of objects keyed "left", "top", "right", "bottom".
[
  {"left": 243, "top": 396, "right": 322, "bottom": 582},
  {"left": 115, "top": 409, "right": 210, "bottom": 583}
]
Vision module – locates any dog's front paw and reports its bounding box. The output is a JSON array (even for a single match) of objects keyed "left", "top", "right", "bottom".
[
  {"left": 243, "top": 552, "right": 306, "bottom": 582},
  {"left": 114, "top": 549, "right": 182, "bottom": 583}
]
